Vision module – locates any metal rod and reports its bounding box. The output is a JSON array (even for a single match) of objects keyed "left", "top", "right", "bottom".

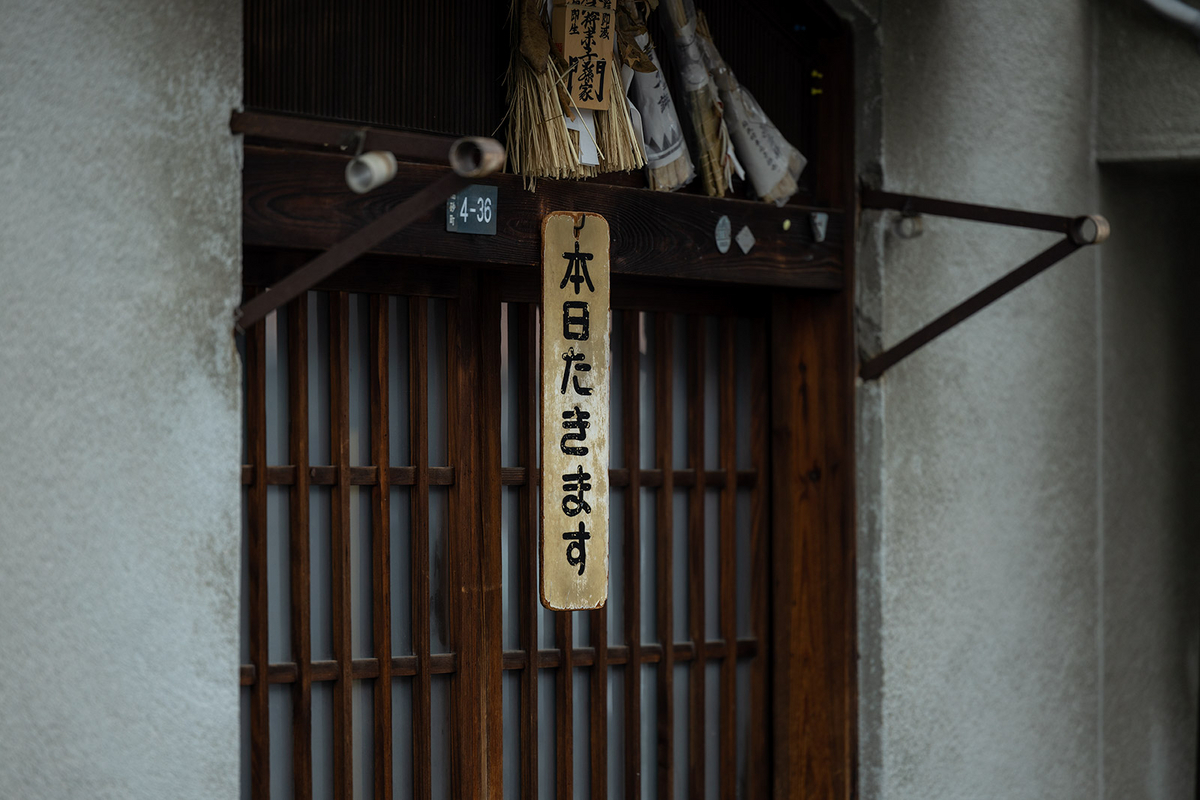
[
  {"left": 231, "top": 110, "right": 456, "bottom": 163},
  {"left": 861, "top": 188, "right": 1076, "bottom": 235},
  {"left": 236, "top": 170, "right": 469, "bottom": 331},
  {"left": 859, "top": 237, "right": 1082, "bottom": 380}
]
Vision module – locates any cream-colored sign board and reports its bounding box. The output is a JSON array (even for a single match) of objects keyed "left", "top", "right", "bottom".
[{"left": 541, "top": 211, "right": 610, "bottom": 610}]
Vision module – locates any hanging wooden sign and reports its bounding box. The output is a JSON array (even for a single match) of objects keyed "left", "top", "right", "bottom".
[{"left": 541, "top": 211, "right": 610, "bottom": 610}]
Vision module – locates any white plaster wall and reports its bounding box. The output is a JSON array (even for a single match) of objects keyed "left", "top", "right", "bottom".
[
  {"left": 0, "top": 2, "right": 243, "bottom": 798},
  {"left": 849, "top": 0, "right": 1200, "bottom": 798},
  {"left": 867, "top": 2, "right": 1102, "bottom": 797},
  {"left": 1097, "top": 0, "right": 1200, "bottom": 161}
]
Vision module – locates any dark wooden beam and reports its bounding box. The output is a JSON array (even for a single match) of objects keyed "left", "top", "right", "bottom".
[{"left": 243, "top": 146, "right": 845, "bottom": 290}]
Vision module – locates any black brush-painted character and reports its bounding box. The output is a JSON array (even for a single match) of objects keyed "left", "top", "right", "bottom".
[
  {"left": 561, "top": 465, "right": 593, "bottom": 517},
  {"left": 560, "top": 405, "right": 590, "bottom": 456}
]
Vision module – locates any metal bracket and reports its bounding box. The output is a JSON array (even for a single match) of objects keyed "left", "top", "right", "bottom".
[
  {"left": 235, "top": 136, "right": 505, "bottom": 333},
  {"left": 859, "top": 187, "right": 1109, "bottom": 380}
]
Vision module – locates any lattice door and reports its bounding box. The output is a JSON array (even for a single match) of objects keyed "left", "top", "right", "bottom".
[{"left": 239, "top": 268, "right": 772, "bottom": 800}]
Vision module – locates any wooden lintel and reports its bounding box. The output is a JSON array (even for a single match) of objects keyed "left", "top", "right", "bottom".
[{"left": 242, "top": 145, "right": 845, "bottom": 290}]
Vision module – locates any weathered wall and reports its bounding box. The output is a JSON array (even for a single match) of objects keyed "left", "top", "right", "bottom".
[
  {"left": 1098, "top": 162, "right": 1200, "bottom": 800},
  {"left": 0, "top": 2, "right": 243, "bottom": 798},
  {"left": 865, "top": 1, "right": 1102, "bottom": 797},
  {"left": 849, "top": 0, "right": 1200, "bottom": 797},
  {"left": 1097, "top": 0, "right": 1200, "bottom": 161}
]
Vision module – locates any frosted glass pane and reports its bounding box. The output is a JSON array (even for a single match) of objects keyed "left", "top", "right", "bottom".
[
  {"left": 502, "top": 487, "right": 519, "bottom": 651},
  {"left": 672, "top": 315, "right": 688, "bottom": 466},
  {"left": 672, "top": 490, "right": 689, "bottom": 643},
  {"left": 432, "top": 675, "right": 452, "bottom": 800},
  {"left": 311, "top": 487, "right": 333, "bottom": 661},
  {"left": 269, "top": 686, "right": 293, "bottom": 800},
  {"left": 639, "top": 312, "right": 655, "bottom": 470},
  {"left": 392, "top": 678, "right": 414, "bottom": 800},
  {"left": 641, "top": 665, "right": 656, "bottom": 799},
  {"left": 267, "top": 485, "right": 291, "bottom": 661},
  {"left": 574, "top": 668, "right": 591, "bottom": 800},
  {"left": 703, "top": 318, "right": 719, "bottom": 471},
  {"left": 428, "top": 299, "right": 448, "bottom": 466},
  {"left": 430, "top": 487, "right": 450, "bottom": 653},
  {"left": 607, "top": 666, "right": 624, "bottom": 800},
  {"left": 309, "top": 293, "right": 331, "bottom": 466},
  {"left": 538, "top": 672, "right": 556, "bottom": 800},
  {"left": 734, "top": 319, "right": 753, "bottom": 471},
  {"left": 503, "top": 671, "right": 520, "bottom": 800},
  {"left": 736, "top": 661, "right": 751, "bottom": 798},
  {"left": 350, "top": 487, "right": 373, "bottom": 659},
  {"left": 704, "top": 491, "right": 720, "bottom": 641},
  {"left": 391, "top": 487, "right": 412, "bottom": 655},
  {"left": 500, "top": 303, "right": 518, "bottom": 466},
  {"left": 704, "top": 662, "right": 719, "bottom": 800},
  {"left": 640, "top": 487, "right": 656, "bottom": 643},
  {"left": 312, "top": 682, "right": 334, "bottom": 800},
  {"left": 348, "top": 294, "right": 371, "bottom": 466},
  {"left": 352, "top": 680, "right": 373, "bottom": 800},
  {"left": 265, "top": 307, "right": 289, "bottom": 465},
  {"left": 607, "top": 489, "right": 624, "bottom": 645},
  {"left": 673, "top": 664, "right": 689, "bottom": 800},
  {"left": 387, "top": 296, "right": 411, "bottom": 467}
]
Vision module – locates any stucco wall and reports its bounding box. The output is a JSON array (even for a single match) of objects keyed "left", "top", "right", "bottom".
[
  {"left": 0, "top": 2, "right": 243, "bottom": 798},
  {"left": 1097, "top": 0, "right": 1200, "bottom": 161},
  {"left": 850, "top": 0, "right": 1200, "bottom": 797},
  {"left": 868, "top": 2, "right": 1102, "bottom": 798}
]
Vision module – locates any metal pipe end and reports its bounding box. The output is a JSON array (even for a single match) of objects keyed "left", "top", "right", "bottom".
[
  {"left": 1070, "top": 214, "right": 1110, "bottom": 245},
  {"left": 449, "top": 137, "right": 506, "bottom": 178}
]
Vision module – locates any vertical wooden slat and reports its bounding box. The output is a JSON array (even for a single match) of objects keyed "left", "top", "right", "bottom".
[
  {"left": 655, "top": 313, "right": 675, "bottom": 800},
  {"left": 686, "top": 315, "right": 706, "bottom": 800},
  {"left": 718, "top": 317, "right": 737, "bottom": 800},
  {"left": 330, "top": 292, "right": 354, "bottom": 800},
  {"left": 410, "top": 296, "right": 432, "bottom": 800},
  {"left": 516, "top": 304, "right": 540, "bottom": 800},
  {"left": 449, "top": 271, "right": 486, "bottom": 800},
  {"left": 370, "top": 296, "right": 393, "bottom": 800},
  {"left": 623, "top": 310, "right": 643, "bottom": 800},
  {"left": 246, "top": 304, "right": 270, "bottom": 800},
  {"left": 770, "top": 290, "right": 853, "bottom": 799},
  {"left": 478, "top": 275, "right": 505, "bottom": 800},
  {"left": 555, "top": 612, "right": 574, "bottom": 800},
  {"left": 747, "top": 317, "right": 770, "bottom": 800},
  {"left": 288, "top": 296, "right": 314, "bottom": 800}
]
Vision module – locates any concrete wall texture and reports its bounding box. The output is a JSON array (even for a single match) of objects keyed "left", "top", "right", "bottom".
[
  {"left": 853, "top": 0, "right": 1200, "bottom": 798},
  {"left": 0, "top": 2, "right": 243, "bottom": 799}
]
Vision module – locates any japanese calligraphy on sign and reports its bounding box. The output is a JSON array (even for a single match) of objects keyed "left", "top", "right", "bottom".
[
  {"left": 541, "top": 211, "right": 610, "bottom": 610},
  {"left": 550, "top": 1, "right": 614, "bottom": 111}
]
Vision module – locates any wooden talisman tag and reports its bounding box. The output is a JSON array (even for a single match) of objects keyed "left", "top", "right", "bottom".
[{"left": 540, "top": 211, "right": 611, "bottom": 610}]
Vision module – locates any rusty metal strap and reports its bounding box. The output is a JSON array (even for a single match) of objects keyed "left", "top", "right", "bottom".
[{"left": 859, "top": 189, "right": 1109, "bottom": 380}]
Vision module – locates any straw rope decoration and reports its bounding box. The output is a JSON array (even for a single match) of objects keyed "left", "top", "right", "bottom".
[{"left": 505, "top": 0, "right": 645, "bottom": 188}]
